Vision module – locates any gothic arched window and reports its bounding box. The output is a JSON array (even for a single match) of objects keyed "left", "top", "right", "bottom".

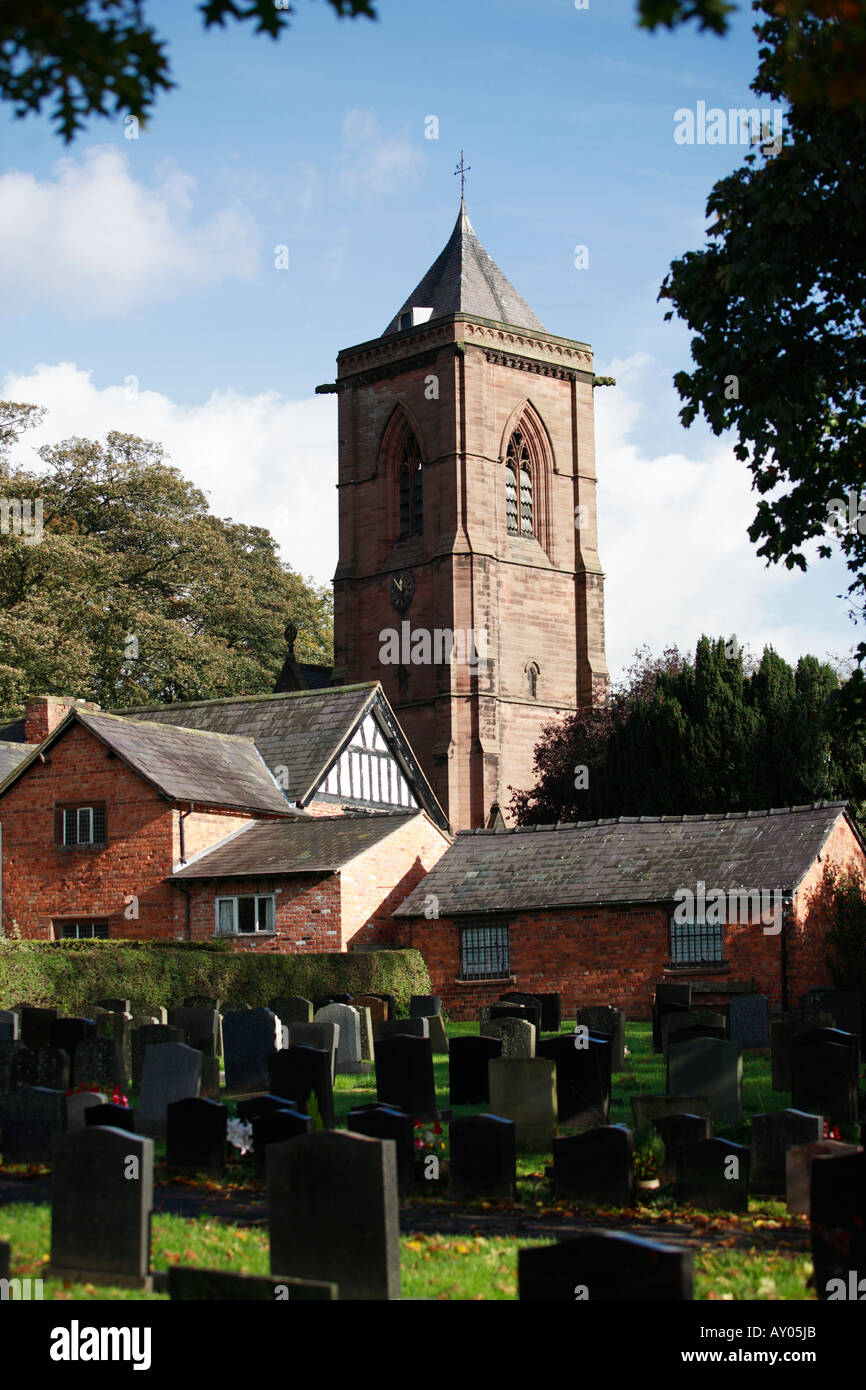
[
  {"left": 526, "top": 662, "right": 539, "bottom": 699},
  {"left": 506, "top": 431, "right": 533, "bottom": 535},
  {"left": 399, "top": 432, "right": 423, "bottom": 538}
]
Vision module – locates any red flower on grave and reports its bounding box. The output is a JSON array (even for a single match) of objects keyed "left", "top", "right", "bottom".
[
  {"left": 414, "top": 1119, "right": 423, "bottom": 1128},
  {"left": 433, "top": 1121, "right": 443, "bottom": 1135}
]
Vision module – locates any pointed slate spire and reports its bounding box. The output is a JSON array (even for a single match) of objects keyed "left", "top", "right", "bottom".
[{"left": 382, "top": 200, "right": 547, "bottom": 336}]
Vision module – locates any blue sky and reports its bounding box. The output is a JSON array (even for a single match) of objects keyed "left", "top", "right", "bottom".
[{"left": 1, "top": 0, "right": 858, "bottom": 680}]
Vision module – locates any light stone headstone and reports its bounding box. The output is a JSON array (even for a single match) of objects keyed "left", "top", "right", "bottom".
[
  {"left": 484, "top": 1018, "right": 536, "bottom": 1059},
  {"left": 66, "top": 1090, "right": 107, "bottom": 1132},
  {"left": 313, "top": 1003, "right": 368, "bottom": 1073},
  {"left": 488, "top": 1057, "right": 557, "bottom": 1153},
  {"left": 138, "top": 1042, "right": 202, "bottom": 1138}
]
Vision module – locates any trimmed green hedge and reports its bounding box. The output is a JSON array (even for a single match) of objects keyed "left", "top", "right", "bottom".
[{"left": 0, "top": 941, "right": 431, "bottom": 1016}]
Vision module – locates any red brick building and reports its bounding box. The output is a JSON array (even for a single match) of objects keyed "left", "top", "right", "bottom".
[
  {"left": 325, "top": 200, "right": 609, "bottom": 830},
  {"left": 393, "top": 803, "right": 866, "bottom": 1018}
]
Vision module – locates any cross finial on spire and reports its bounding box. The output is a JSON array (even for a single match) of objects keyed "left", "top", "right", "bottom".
[{"left": 454, "top": 150, "right": 470, "bottom": 199}]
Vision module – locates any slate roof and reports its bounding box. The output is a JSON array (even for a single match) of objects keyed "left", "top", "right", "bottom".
[
  {"left": 394, "top": 803, "right": 854, "bottom": 917},
  {"left": 0, "top": 709, "right": 297, "bottom": 816},
  {"left": 0, "top": 741, "right": 30, "bottom": 780},
  {"left": 0, "top": 719, "right": 25, "bottom": 743},
  {"left": 382, "top": 201, "right": 547, "bottom": 337},
  {"left": 119, "top": 685, "right": 378, "bottom": 803},
  {"left": 172, "top": 811, "right": 423, "bottom": 878}
]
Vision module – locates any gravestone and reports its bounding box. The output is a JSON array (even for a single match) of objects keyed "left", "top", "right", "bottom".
[
  {"left": 355, "top": 995, "right": 388, "bottom": 1039},
  {"left": 131, "top": 1024, "right": 184, "bottom": 1089},
  {"left": 668, "top": 1037, "right": 742, "bottom": 1123},
  {"left": 0, "top": 1010, "right": 18, "bottom": 1042},
  {"left": 450, "top": 1114, "right": 516, "bottom": 1201},
  {"left": 791, "top": 1031, "right": 858, "bottom": 1126},
  {"left": 200, "top": 1054, "right": 220, "bottom": 1100},
  {"left": 167, "top": 1007, "right": 220, "bottom": 1058},
  {"left": 138, "top": 1042, "right": 202, "bottom": 1138},
  {"left": 750, "top": 1109, "right": 824, "bottom": 1194},
  {"left": 355, "top": 1005, "right": 374, "bottom": 1062},
  {"left": 166, "top": 1096, "right": 226, "bottom": 1176},
  {"left": 785, "top": 1139, "right": 863, "bottom": 1216},
  {"left": 666, "top": 1025, "right": 728, "bottom": 1068},
  {"left": 270, "top": 1046, "right": 334, "bottom": 1128},
  {"left": 500, "top": 992, "right": 544, "bottom": 1020},
  {"left": 811, "top": 1150, "right": 866, "bottom": 1298},
  {"left": 85, "top": 1102, "right": 136, "bottom": 1134},
  {"left": 0, "top": 1086, "right": 67, "bottom": 1163},
  {"left": 487, "top": 1001, "right": 542, "bottom": 1034},
  {"left": 97, "top": 999, "right": 131, "bottom": 1014},
  {"left": 576, "top": 1006, "right": 626, "bottom": 1071},
  {"left": 19, "top": 1006, "right": 58, "bottom": 1049},
  {"left": 488, "top": 1056, "right": 557, "bottom": 1152},
  {"left": 675, "top": 1137, "right": 750, "bottom": 1211},
  {"left": 425, "top": 1014, "right": 449, "bottom": 1056},
  {"left": 236, "top": 1093, "right": 291, "bottom": 1122},
  {"left": 0, "top": 1239, "right": 8, "bottom": 1281},
  {"left": 449, "top": 1035, "right": 502, "bottom": 1105},
  {"left": 252, "top": 1108, "right": 311, "bottom": 1177},
  {"left": 222, "top": 1008, "right": 282, "bottom": 1092},
  {"left": 660, "top": 1010, "right": 702, "bottom": 1059},
  {"left": 49, "top": 1017, "right": 96, "bottom": 1075},
  {"left": 72, "top": 1037, "right": 125, "bottom": 1091},
  {"left": 537, "top": 1032, "right": 611, "bottom": 1128},
  {"left": 183, "top": 996, "right": 219, "bottom": 1011},
  {"left": 802, "top": 989, "right": 863, "bottom": 1053},
  {"left": 269, "top": 1130, "right": 401, "bottom": 1300},
  {"left": 519, "top": 1230, "right": 693, "bottom": 1301},
  {"left": 168, "top": 1267, "right": 336, "bottom": 1300},
  {"left": 313, "top": 1004, "right": 368, "bottom": 1075},
  {"left": 409, "top": 995, "right": 441, "bottom": 1017},
  {"left": 770, "top": 1010, "right": 835, "bottom": 1091},
  {"left": 66, "top": 1091, "right": 105, "bottom": 1131},
  {"left": 652, "top": 1112, "right": 712, "bottom": 1183},
  {"left": 48, "top": 1127, "right": 154, "bottom": 1289},
  {"left": 348, "top": 1103, "right": 415, "bottom": 1191},
  {"left": 377, "top": 1018, "right": 429, "bottom": 1042},
  {"left": 534, "top": 993, "right": 562, "bottom": 1033},
  {"left": 552, "top": 1125, "right": 634, "bottom": 1206},
  {"left": 32, "top": 1046, "right": 70, "bottom": 1092},
  {"left": 727, "top": 994, "right": 770, "bottom": 1048},
  {"left": 287, "top": 1022, "right": 339, "bottom": 1080},
  {"left": 365, "top": 992, "right": 395, "bottom": 1022},
  {"left": 93, "top": 1011, "right": 134, "bottom": 1079},
  {"left": 652, "top": 984, "right": 691, "bottom": 1051},
  {"left": 268, "top": 996, "right": 313, "bottom": 1026},
  {"left": 483, "top": 1018, "right": 535, "bottom": 1059},
  {"left": 0, "top": 1040, "right": 33, "bottom": 1092},
  {"left": 374, "top": 1035, "right": 436, "bottom": 1117}
]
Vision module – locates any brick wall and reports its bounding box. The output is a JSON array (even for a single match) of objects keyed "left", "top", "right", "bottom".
[
  {"left": 340, "top": 812, "right": 450, "bottom": 949},
  {"left": 185, "top": 874, "right": 342, "bottom": 952},
  {"left": 790, "top": 813, "right": 866, "bottom": 1002}
]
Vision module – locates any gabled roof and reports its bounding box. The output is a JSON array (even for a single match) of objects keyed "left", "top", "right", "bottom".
[
  {"left": 0, "top": 741, "right": 30, "bottom": 781},
  {"left": 0, "top": 708, "right": 298, "bottom": 817},
  {"left": 118, "top": 683, "right": 448, "bottom": 829},
  {"left": 171, "top": 811, "right": 427, "bottom": 878},
  {"left": 382, "top": 201, "right": 547, "bottom": 337},
  {"left": 394, "top": 802, "right": 856, "bottom": 917}
]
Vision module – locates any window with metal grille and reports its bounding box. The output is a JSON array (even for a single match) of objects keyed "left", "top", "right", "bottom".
[
  {"left": 460, "top": 921, "right": 510, "bottom": 979},
  {"left": 215, "top": 894, "right": 275, "bottom": 936},
  {"left": 398, "top": 433, "right": 422, "bottom": 538},
  {"left": 505, "top": 431, "right": 532, "bottom": 535},
  {"left": 58, "top": 804, "right": 106, "bottom": 846},
  {"left": 57, "top": 920, "right": 109, "bottom": 940},
  {"left": 669, "top": 918, "right": 725, "bottom": 967}
]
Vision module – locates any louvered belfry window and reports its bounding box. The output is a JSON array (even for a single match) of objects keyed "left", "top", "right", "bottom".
[
  {"left": 399, "top": 433, "right": 423, "bottom": 538},
  {"left": 506, "top": 431, "right": 532, "bottom": 535}
]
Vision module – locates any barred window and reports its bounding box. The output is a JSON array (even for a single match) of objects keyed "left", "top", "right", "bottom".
[
  {"left": 57, "top": 804, "right": 106, "bottom": 846},
  {"left": 505, "top": 431, "right": 532, "bottom": 535},
  {"left": 57, "top": 920, "right": 109, "bottom": 940},
  {"left": 460, "top": 921, "right": 510, "bottom": 979},
  {"left": 669, "top": 918, "right": 725, "bottom": 967},
  {"left": 398, "top": 433, "right": 423, "bottom": 538}
]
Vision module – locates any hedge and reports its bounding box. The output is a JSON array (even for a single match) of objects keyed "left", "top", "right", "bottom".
[{"left": 0, "top": 941, "right": 431, "bottom": 1017}]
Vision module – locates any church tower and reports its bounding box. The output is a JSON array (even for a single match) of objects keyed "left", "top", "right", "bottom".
[{"left": 328, "top": 200, "right": 608, "bottom": 830}]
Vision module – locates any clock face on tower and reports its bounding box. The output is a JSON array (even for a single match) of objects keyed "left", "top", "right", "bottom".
[{"left": 390, "top": 570, "right": 415, "bottom": 612}]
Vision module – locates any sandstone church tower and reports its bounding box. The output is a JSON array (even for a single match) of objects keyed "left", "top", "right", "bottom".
[{"left": 328, "top": 200, "right": 608, "bottom": 830}]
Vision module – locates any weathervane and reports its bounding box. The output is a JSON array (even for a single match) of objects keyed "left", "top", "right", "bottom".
[{"left": 454, "top": 150, "right": 470, "bottom": 198}]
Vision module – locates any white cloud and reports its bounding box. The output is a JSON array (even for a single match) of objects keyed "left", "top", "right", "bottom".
[
  {"left": 339, "top": 109, "right": 425, "bottom": 198},
  {"left": 0, "top": 147, "right": 259, "bottom": 318},
  {"left": 594, "top": 353, "right": 857, "bottom": 682},
  {"left": 2, "top": 362, "right": 337, "bottom": 587}
]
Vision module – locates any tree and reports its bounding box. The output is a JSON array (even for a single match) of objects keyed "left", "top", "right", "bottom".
[
  {"left": 0, "top": 420, "right": 332, "bottom": 715},
  {"left": 0, "top": 0, "right": 376, "bottom": 142}
]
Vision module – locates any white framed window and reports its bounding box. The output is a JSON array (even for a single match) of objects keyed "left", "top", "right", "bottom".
[
  {"left": 58, "top": 804, "right": 106, "bottom": 846},
  {"left": 215, "top": 894, "right": 276, "bottom": 936}
]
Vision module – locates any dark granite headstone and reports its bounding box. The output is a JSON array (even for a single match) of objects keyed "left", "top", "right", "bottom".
[
  {"left": 552, "top": 1125, "right": 634, "bottom": 1206},
  {"left": 488, "top": 1001, "right": 542, "bottom": 1034},
  {"left": 183, "top": 996, "right": 220, "bottom": 1011},
  {"left": 409, "top": 995, "right": 441, "bottom": 1018},
  {"left": 138, "top": 1042, "right": 202, "bottom": 1138},
  {"left": 131, "top": 1024, "right": 185, "bottom": 1089},
  {"left": 786, "top": 1139, "right": 862, "bottom": 1217},
  {"left": 19, "top": 1006, "right": 58, "bottom": 1049},
  {"left": 727, "top": 994, "right": 770, "bottom": 1048},
  {"left": 791, "top": 1031, "right": 858, "bottom": 1126},
  {"left": 31, "top": 1046, "right": 70, "bottom": 1092},
  {"left": 0, "top": 1010, "right": 18, "bottom": 1043},
  {"left": 252, "top": 1107, "right": 311, "bottom": 1176},
  {"left": 811, "top": 1151, "right": 866, "bottom": 1299},
  {"left": 652, "top": 1112, "right": 712, "bottom": 1184},
  {"left": 222, "top": 1007, "right": 282, "bottom": 1092},
  {"left": 630, "top": 1093, "right": 712, "bottom": 1135},
  {"left": 449, "top": 1035, "right": 502, "bottom": 1104},
  {"left": 286, "top": 1022, "right": 339, "bottom": 1080},
  {"left": 200, "top": 1054, "right": 220, "bottom": 1100},
  {"left": 48, "top": 1127, "right": 153, "bottom": 1289},
  {"left": 72, "top": 1037, "right": 125, "bottom": 1091},
  {"left": 168, "top": 1267, "right": 336, "bottom": 1300},
  {"left": 537, "top": 1032, "right": 611, "bottom": 1127},
  {"left": 49, "top": 1017, "right": 96, "bottom": 1073},
  {"left": 652, "top": 985, "right": 691, "bottom": 1051},
  {"left": 450, "top": 1114, "right": 516, "bottom": 1201},
  {"left": 534, "top": 993, "right": 562, "bottom": 1033},
  {"left": 96, "top": 999, "right": 131, "bottom": 1014},
  {"left": 236, "top": 1093, "right": 291, "bottom": 1123},
  {"left": 675, "top": 1137, "right": 750, "bottom": 1211},
  {"left": 268, "top": 996, "right": 314, "bottom": 1026},
  {"left": 347, "top": 1103, "right": 415, "bottom": 1190},
  {"left": 268, "top": 1130, "right": 401, "bottom": 1300},
  {"left": 0, "top": 1040, "right": 31, "bottom": 1092},
  {"left": 750, "top": 1109, "right": 824, "bottom": 1193},
  {"left": 270, "top": 1046, "right": 334, "bottom": 1128},
  {"left": 0, "top": 1239, "right": 8, "bottom": 1280},
  {"left": 377, "top": 1018, "right": 429, "bottom": 1042},
  {"left": 576, "top": 1006, "right": 626, "bottom": 1071},
  {"left": 166, "top": 1096, "right": 226, "bottom": 1176},
  {"left": 668, "top": 1037, "right": 742, "bottom": 1122},
  {"left": 770, "top": 1010, "right": 835, "bottom": 1091},
  {"left": 167, "top": 1007, "right": 220, "bottom": 1057},
  {"left": 374, "top": 1034, "right": 436, "bottom": 1118},
  {"left": 0, "top": 1085, "right": 67, "bottom": 1163},
  {"left": 519, "top": 1231, "right": 693, "bottom": 1300},
  {"left": 85, "top": 1102, "right": 137, "bottom": 1133},
  {"left": 802, "top": 990, "right": 863, "bottom": 1054}
]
